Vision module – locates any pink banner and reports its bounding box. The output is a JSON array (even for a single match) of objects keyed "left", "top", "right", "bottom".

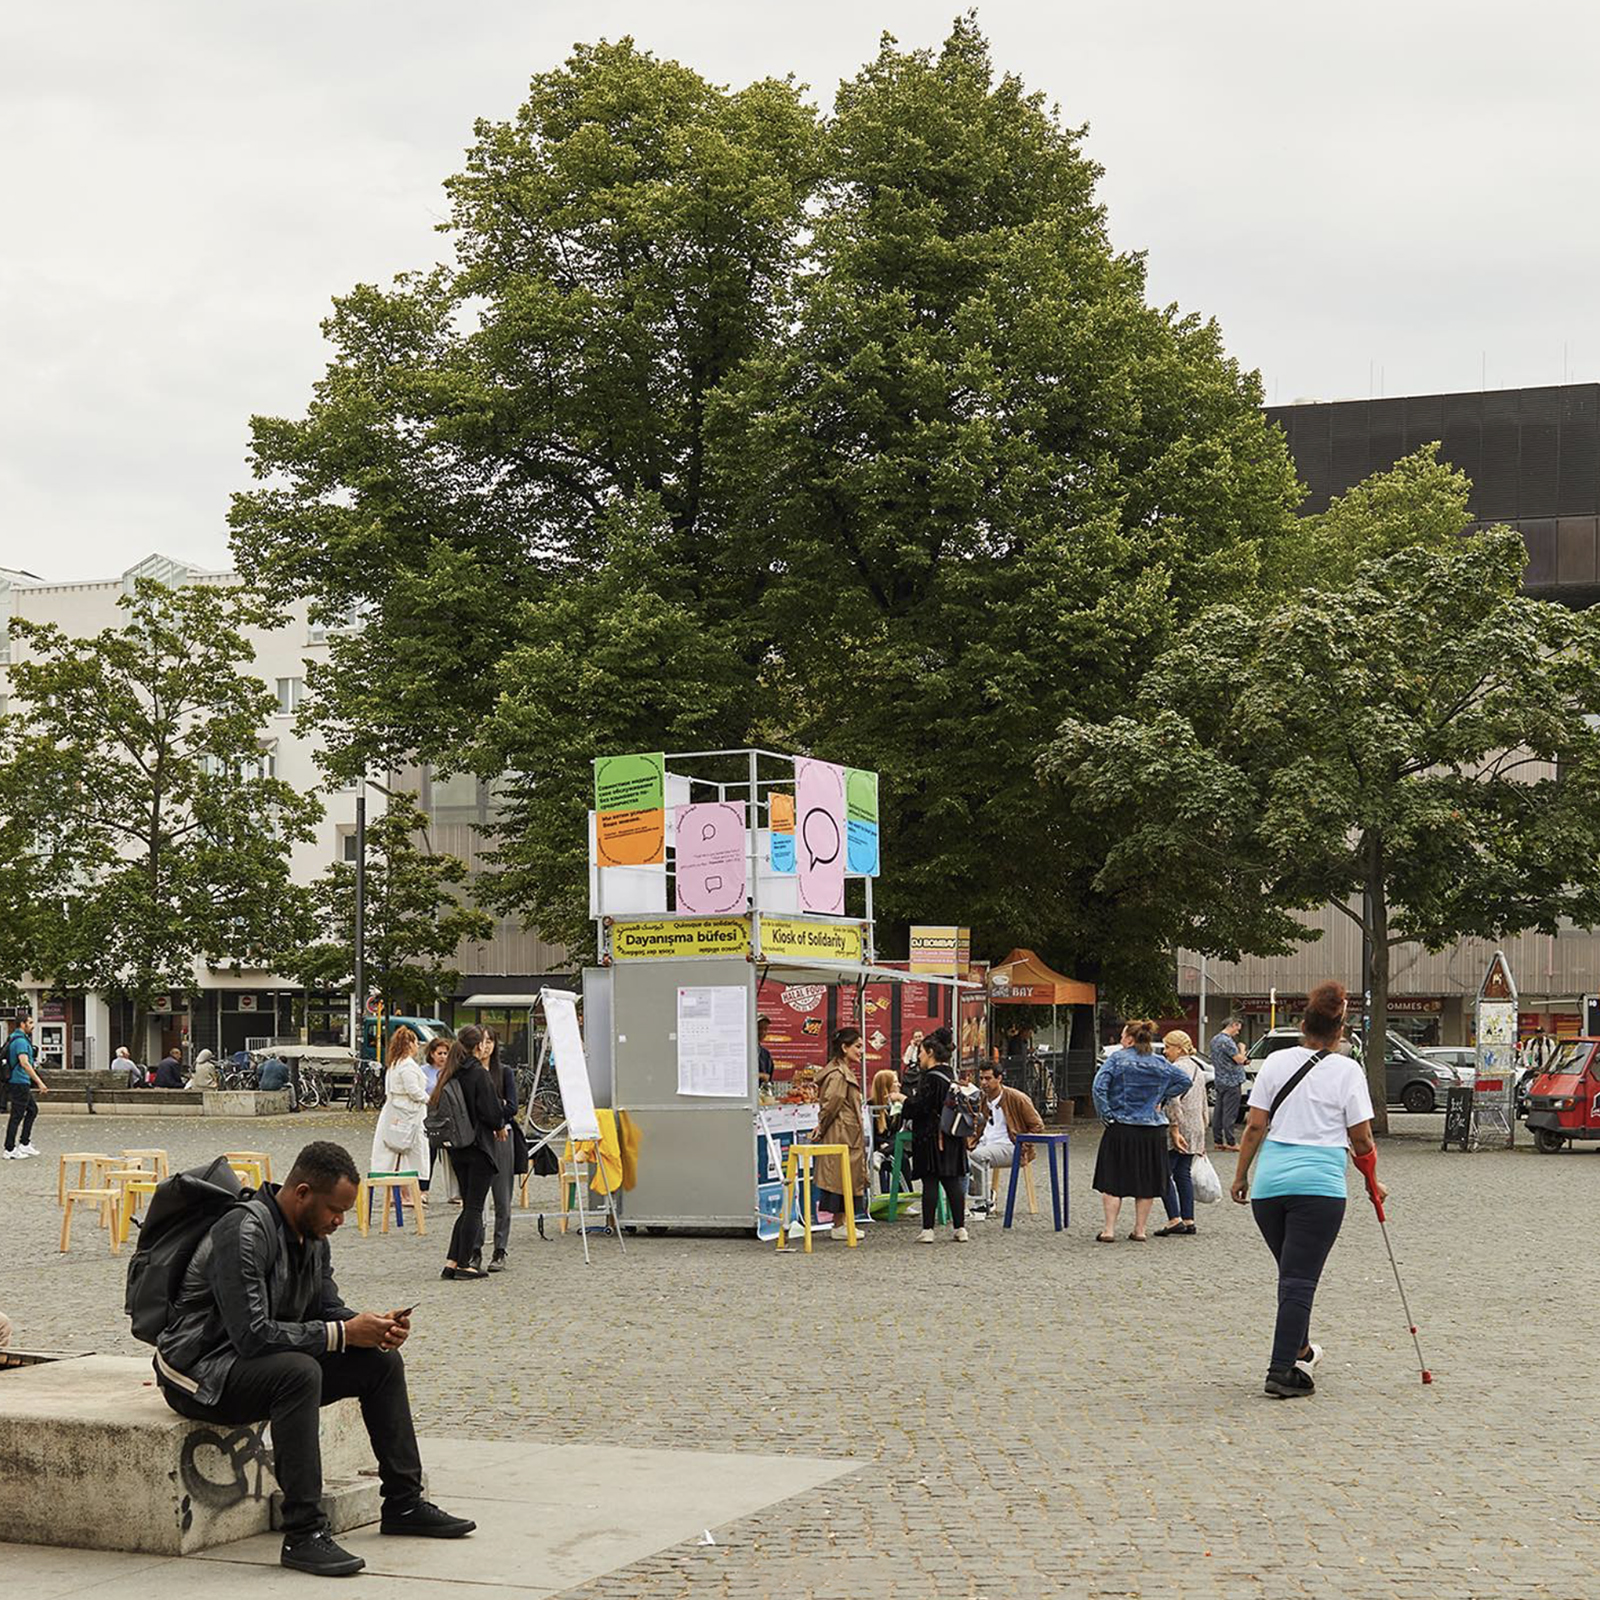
[
  {"left": 795, "top": 758, "right": 846, "bottom": 915},
  {"left": 673, "top": 801, "right": 748, "bottom": 914}
]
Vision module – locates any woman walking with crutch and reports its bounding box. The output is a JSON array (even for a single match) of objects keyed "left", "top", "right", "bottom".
[{"left": 1230, "top": 981, "right": 1387, "bottom": 1398}]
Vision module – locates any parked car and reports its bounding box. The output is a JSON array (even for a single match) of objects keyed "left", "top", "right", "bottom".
[
  {"left": 1423, "top": 1046, "right": 1477, "bottom": 1075},
  {"left": 1245, "top": 1027, "right": 1464, "bottom": 1112}
]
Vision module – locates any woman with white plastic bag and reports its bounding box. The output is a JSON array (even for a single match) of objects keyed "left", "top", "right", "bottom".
[
  {"left": 370, "top": 1024, "right": 431, "bottom": 1189},
  {"left": 1154, "top": 1029, "right": 1213, "bottom": 1235}
]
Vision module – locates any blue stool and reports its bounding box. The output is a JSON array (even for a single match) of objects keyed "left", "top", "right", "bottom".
[{"left": 1005, "top": 1134, "right": 1068, "bottom": 1231}]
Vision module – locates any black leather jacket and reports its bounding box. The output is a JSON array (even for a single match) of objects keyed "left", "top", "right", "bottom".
[{"left": 154, "top": 1185, "right": 353, "bottom": 1406}]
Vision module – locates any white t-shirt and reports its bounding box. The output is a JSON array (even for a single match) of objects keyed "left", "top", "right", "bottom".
[
  {"left": 979, "top": 1091, "right": 1010, "bottom": 1146},
  {"left": 1247, "top": 1046, "right": 1375, "bottom": 1146}
]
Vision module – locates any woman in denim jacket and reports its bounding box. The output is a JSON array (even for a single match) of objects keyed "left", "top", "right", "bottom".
[{"left": 1092, "top": 1020, "right": 1195, "bottom": 1242}]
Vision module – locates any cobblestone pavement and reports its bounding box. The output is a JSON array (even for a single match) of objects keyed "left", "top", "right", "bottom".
[{"left": 4, "top": 1110, "right": 1597, "bottom": 1598}]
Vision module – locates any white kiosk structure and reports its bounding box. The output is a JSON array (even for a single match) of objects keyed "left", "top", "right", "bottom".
[{"left": 580, "top": 746, "right": 961, "bottom": 1233}]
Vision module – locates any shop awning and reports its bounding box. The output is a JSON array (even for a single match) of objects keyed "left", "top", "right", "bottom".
[{"left": 987, "top": 949, "right": 1096, "bottom": 1006}]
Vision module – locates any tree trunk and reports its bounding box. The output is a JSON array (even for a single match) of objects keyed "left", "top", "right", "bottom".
[{"left": 1365, "top": 834, "right": 1391, "bottom": 1137}]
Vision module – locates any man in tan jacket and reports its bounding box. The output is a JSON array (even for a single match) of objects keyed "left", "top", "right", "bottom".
[{"left": 967, "top": 1063, "right": 1045, "bottom": 1216}]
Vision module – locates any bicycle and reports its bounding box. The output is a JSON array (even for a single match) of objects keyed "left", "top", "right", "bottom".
[{"left": 294, "top": 1064, "right": 325, "bottom": 1110}]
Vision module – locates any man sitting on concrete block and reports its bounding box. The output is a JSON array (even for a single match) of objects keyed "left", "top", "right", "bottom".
[{"left": 154, "top": 1139, "right": 475, "bottom": 1576}]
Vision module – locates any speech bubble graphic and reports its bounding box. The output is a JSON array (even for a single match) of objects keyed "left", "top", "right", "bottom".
[{"left": 801, "top": 807, "right": 841, "bottom": 872}]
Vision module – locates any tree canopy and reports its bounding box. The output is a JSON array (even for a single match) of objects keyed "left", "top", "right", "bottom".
[
  {"left": 1045, "top": 448, "right": 1600, "bottom": 1123},
  {"left": 230, "top": 19, "right": 1300, "bottom": 982},
  {"left": 0, "top": 581, "right": 321, "bottom": 1005}
]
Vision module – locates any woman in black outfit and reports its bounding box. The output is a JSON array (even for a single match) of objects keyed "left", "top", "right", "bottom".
[
  {"left": 900, "top": 1033, "right": 969, "bottom": 1243},
  {"left": 432, "top": 1024, "right": 507, "bottom": 1281}
]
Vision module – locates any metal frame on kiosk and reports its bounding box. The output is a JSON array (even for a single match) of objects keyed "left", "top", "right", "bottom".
[{"left": 583, "top": 747, "right": 974, "bottom": 1233}]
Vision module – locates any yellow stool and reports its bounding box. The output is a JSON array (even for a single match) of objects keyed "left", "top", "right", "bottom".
[
  {"left": 61, "top": 1188, "right": 120, "bottom": 1254},
  {"left": 223, "top": 1150, "right": 271, "bottom": 1181},
  {"left": 57, "top": 1153, "right": 117, "bottom": 1206},
  {"left": 120, "top": 1148, "right": 170, "bottom": 1180},
  {"left": 356, "top": 1175, "right": 427, "bottom": 1236},
  {"left": 228, "top": 1159, "right": 266, "bottom": 1189},
  {"left": 775, "top": 1145, "right": 858, "bottom": 1253},
  {"left": 115, "top": 1176, "right": 160, "bottom": 1244}
]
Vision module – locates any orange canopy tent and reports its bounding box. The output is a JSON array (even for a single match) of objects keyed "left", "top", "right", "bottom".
[{"left": 987, "top": 949, "right": 1096, "bottom": 1006}]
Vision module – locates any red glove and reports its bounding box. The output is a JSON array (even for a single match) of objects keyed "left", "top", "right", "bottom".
[{"left": 1352, "top": 1147, "right": 1383, "bottom": 1220}]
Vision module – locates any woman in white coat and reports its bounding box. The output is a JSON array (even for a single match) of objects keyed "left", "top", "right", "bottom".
[{"left": 370, "top": 1025, "right": 431, "bottom": 1190}]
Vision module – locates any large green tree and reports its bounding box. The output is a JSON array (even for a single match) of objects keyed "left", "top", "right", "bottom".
[
  {"left": 1044, "top": 449, "right": 1600, "bottom": 1128},
  {"left": 0, "top": 581, "right": 321, "bottom": 1006},
  {"left": 230, "top": 21, "right": 1299, "bottom": 988},
  {"left": 294, "top": 791, "right": 494, "bottom": 1013}
]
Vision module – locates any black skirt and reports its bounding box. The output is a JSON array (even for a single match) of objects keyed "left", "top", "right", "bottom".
[{"left": 1092, "top": 1123, "right": 1169, "bottom": 1199}]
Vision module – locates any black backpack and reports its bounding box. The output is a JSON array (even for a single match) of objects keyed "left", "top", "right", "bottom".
[
  {"left": 422, "top": 1076, "right": 474, "bottom": 1149},
  {"left": 940, "top": 1078, "right": 980, "bottom": 1141},
  {"left": 124, "top": 1156, "right": 245, "bottom": 1345}
]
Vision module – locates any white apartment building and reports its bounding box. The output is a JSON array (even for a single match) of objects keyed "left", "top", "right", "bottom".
[
  {"left": 0, "top": 553, "right": 383, "bottom": 1068},
  {"left": 1, "top": 553, "right": 569, "bottom": 1070}
]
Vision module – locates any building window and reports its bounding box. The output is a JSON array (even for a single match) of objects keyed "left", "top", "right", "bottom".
[
  {"left": 338, "top": 830, "right": 360, "bottom": 863},
  {"left": 307, "top": 623, "right": 328, "bottom": 645},
  {"left": 275, "top": 677, "right": 304, "bottom": 715}
]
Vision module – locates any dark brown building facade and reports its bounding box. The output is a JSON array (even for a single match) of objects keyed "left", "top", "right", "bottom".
[{"left": 1267, "top": 383, "right": 1600, "bottom": 603}]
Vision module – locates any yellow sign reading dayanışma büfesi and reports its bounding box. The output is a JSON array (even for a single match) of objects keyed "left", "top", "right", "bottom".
[{"left": 610, "top": 918, "right": 750, "bottom": 960}]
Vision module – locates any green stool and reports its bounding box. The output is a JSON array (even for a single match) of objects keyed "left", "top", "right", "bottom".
[{"left": 883, "top": 1128, "right": 947, "bottom": 1225}]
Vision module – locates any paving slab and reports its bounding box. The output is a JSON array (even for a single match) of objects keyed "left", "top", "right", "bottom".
[
  {"left": 195, "top": 1439, "right": 856, "bottom": 1591},
  {"left": 5, "top": 1110, "right": 1598, "bottom": 1596}
]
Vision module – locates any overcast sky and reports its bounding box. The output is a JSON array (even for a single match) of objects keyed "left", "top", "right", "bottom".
[{"left": 5, "top": 1, "right": 1597, "bottom": 581}]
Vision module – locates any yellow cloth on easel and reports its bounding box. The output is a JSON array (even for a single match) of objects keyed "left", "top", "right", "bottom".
[
  {"left": 565, "top": 1109, "right": 623, "bottom": 1194},
  {"left": 617, "top": 1110, "right": 641, "bottom": 1191}
]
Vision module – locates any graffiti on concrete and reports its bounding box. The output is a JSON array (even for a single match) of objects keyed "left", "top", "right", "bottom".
[{"left": 179, "top": 1424, "right": 276, "bottom": 1509}]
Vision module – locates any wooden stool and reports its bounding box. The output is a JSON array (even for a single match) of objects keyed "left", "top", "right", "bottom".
[
  {"left": 57, "top": 1154, "right": 116, "bottom": 1207},
  {"left": 223, "top": 1150, "right": 271, "bottom": 1181},
  {"left": 776, "top": 1145, "right": 858, "bottom": 1252},
  {"left": 114, "top": 1175, "right": 161, "bottom": 1244},
  {"left": 357, "top": 1174, "right": 426, "bottom": 1236},
  {"left": 61, "top": 1188, "right": 120, "bottom": 1254},
  {"left": 120, "top": 1148, "right": 170, "bottom": 1180},
  {"left": 227, "top": 1159, "right": 266, "bottom": 1189},
  {"left": 988, "top": 1157, "right": 1037, "bottom": 1216}
]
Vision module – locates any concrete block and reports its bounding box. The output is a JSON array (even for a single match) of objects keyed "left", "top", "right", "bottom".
[
  {"left": 0, "top": 1353, "right": 375, "bottom": 1554},
  {"left": 270, "top": 1474, "right": 383, "bottom": 1534},
  {"left": 203, "top": 1089, "right": 293, "bottom": 1117}
]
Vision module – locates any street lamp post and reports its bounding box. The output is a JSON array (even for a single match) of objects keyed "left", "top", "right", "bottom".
[{"left": 350, "top": 792, "right": 367, "bottom": 1109}]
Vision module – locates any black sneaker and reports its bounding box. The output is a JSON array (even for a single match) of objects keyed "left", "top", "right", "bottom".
[
  {"left": 380, "top": 1499, "right": 477, "bottom": 1538},
  {"left": 281, "top": 1527, "right": 366, "bottom": 1576},
  {"left": 488, "top": 1250, "right": 507, "bottom": 1272},
  {"left": 1263, "top": 1366, "right": 1316, "bottom": 1399}
]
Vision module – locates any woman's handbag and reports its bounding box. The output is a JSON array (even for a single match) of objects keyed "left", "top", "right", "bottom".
[
  {"left": 510, "top": 1118, "right": 530, "bottom": 1177},
  {"left": 1190, "top": 1153, "right": 1223, "bottom": 1205}
]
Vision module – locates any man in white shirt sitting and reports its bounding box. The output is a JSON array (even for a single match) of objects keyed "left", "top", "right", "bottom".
[{"left": 967, "top": 1064, "right": 1045, "bottom": 1217}]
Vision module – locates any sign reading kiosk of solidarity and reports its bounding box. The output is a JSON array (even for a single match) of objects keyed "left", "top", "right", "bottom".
[
  {"left": 609, "top": 915, "right": 866, "bottom": 964},
  {"left": 761, "top": 917, "right": 865, "bottom": 964},
  {"left": 593, "top": 752, "right": 666, "bottom": 867}
]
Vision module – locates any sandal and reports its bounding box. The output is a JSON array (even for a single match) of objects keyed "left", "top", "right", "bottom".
[
  {"left": 1095, "top": 1232, "right": 1116, "bottom": 1243},
  {"left": 1128, "top": 1233, "right": 1148, "bottom": 1242}
]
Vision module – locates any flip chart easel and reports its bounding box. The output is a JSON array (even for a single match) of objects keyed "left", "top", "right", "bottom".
[{"left": 539, "top": 986, "right": 624, "bottom": 1264}]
